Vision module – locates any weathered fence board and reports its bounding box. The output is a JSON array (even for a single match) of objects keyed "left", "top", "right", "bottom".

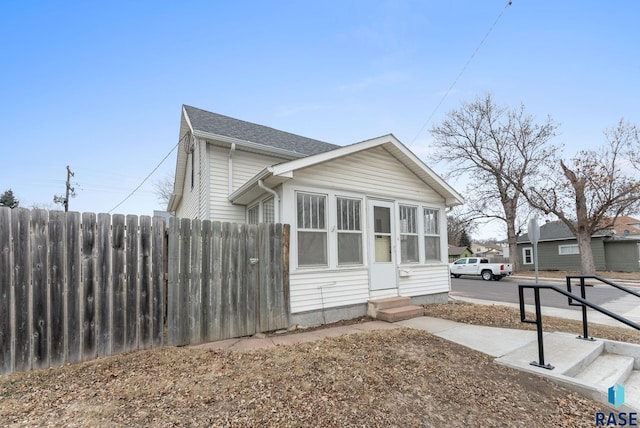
[
  {"left": 151, "top": 216, "right": 164, "bottom": 347},
  {"left": 13, "top": 208, "right": 31, "bottom": 372},
  {"left": 82, "top": 212, "right": 97, "bottom": 361},
  {"left": 0, "top": 207, "right": 166, "bottom": 376},
  {"left": 111, "top": 214, "right": 125, "bottom": 355},
  {"left": 125, "top": 215, "right": 138, "bottom": 352},
  {"left": 49, "top": 210, "right": 66, "bottom": 367},
  {"left": 67, "top": 211, "right": 81, "bottom": 364},
  {"left": 0, "top": 207, "right": 12, "bottom": 374},
  {"left": 31, "top": 209, "right": 49, "bottom": 370},
  {"left": 166, "top": 219, "right": 290, "bottom": 346},
  {"left": 96, "top": 213, "right": 112, "bottom": 357},
  {"left": 0, "top": 207, "right": 289, "bottom": 375}
]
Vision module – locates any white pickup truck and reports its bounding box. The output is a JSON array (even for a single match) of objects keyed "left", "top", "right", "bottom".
[{"left": 449, "top": 257, "right": 513, "bottom": 281}]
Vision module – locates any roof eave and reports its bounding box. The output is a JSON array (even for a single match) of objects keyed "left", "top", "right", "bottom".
[{"left": 192, "top": 129, "right": 307, "bottom": 160}]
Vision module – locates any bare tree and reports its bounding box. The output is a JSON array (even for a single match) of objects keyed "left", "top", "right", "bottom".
[
  {"left": 446, "top": 207, "right": 476, "bottom": 247},
  {"left": 430, "top": 94, "right": 559, "bottom": 271},
  {"left": 519, "top": 119, "right": 640, "bottom": 274},
  {"left": 153, "top": 172, "right": 175, "bottom": 209}
]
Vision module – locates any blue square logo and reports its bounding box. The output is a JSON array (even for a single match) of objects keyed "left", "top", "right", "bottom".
[{"left": 608, "top": 384, "right": 625, "bottom": 408}]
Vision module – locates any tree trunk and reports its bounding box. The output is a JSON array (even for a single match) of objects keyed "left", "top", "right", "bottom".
[{"left": 576, "top": 231, "right": 596, "bottom": 275}]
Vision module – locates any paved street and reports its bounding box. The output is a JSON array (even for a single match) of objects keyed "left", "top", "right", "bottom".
[{"left": 450, "top": 276, "right": 639, "bottom": 314}]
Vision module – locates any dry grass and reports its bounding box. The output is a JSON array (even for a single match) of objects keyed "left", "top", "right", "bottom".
[{"left": 2, "top": 301, "right": 635, "bottom": 427}]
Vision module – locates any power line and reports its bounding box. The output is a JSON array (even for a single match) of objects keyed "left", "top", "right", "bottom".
[
  {"left": 108, "top": 140, "right": 181, "bottom": 214},
  {"left": 409, "top": 0, "right": 513, "bottom": 147}
]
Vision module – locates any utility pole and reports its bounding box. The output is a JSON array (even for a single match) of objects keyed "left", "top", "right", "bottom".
[{"left": 53, "top": 165, "right": 75, "bottom": 212}]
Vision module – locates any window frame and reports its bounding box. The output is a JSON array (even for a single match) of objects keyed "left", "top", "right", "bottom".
[
  {"left": 336, "top": 196, "right": 363, "bottom": 266},
  {"left": 522, "top": 247, "right": 533, "bottom": 264},
  {"left": 423, "top": 207, "right": 441, "bottom": 262},
  {"left": 296, "top": 191, "right": 328, "bottom": 267},
  {"left": 247, "top": 204, "right": 259, "bottom": 225},
  {"left": 399, "top": 204, "right": 419, "bottom": 264}
]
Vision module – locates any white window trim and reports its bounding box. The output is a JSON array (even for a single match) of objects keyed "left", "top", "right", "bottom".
[
  {"left": 422, "top": 206, "right": 442, "bottom": 263},
  {"left": 522, "top": 247, "right": 533, "bottom": 264},
  {"left": 336, "top": 196, "right": 364, "bottom": 266},
  {"left": 399, "top": 204, "right": 419, "bottom": 264},
  {"left": 296, "top": 191, "right": 328, "bottom": 268},
  {"left": 247, "top": 204, "right": 259, "bottom": 225}
]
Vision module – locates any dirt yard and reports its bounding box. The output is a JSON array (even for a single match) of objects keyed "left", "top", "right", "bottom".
[{"left": 3, "top": 300, "right": 637, "bottom": 427}]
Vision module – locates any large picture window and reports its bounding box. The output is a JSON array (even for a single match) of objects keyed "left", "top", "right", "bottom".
[
  {"left": 423, "top": 208, "right": 441, "bottom": 261},
  {"left": 558, "top": 244, "right": 579, "bottom": 255},
  {"left": 297, "top": 192, "right": 327, "bottom": 266},
  {"left": 399, "top": 205, "right": 419, "bottom": 263},
  {"left": 336, "top": 197, "right": 362, "bottom": 265}
]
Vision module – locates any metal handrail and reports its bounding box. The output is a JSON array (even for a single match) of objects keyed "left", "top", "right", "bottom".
[
  {"left": 565, "top": 275, "right": 640, "bottom": 341},
  {"left": 518, "top": 282, "right": 640, "bottom": 370}
]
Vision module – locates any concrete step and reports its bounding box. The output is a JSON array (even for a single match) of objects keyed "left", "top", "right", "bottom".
[
  {"left": 376, "top": 305, "right": 424, "bottom": 323},
  {"left": 496, "top": 332, "right": 604, "bottom": 376},
  {"left": 573, "top": 353, "right": 634, "bottom": 387},
  {"left": 623, "top": 370, "right": 640, "bottom": 409},
  {"left": 368, "top": 296, "right": 411, "bottom": 311}
]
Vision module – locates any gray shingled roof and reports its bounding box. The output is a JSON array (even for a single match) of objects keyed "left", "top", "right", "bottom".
[
  {"left": 517, "top": 220, "right": 609, "bottom": 243},
  {"left": 184, "top": 105, "right": 340, "bottom": 156}
]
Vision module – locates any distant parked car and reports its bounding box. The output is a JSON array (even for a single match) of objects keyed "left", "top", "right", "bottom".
[{"left": 449, "top": 257, "right": 513, "bottom": 281}]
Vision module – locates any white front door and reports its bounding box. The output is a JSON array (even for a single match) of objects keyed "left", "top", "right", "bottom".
[{"left": 368, "top": 200, "right": 397, "bottom": 290}]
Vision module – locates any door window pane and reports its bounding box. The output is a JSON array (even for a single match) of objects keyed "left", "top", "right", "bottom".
[{"left": 374, "top": 207, "right": 390, "bottom": 233}]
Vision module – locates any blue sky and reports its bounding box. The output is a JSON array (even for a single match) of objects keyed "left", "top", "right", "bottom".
[{"left": 1, "top": 1, "right": 638, "bottom": 238}]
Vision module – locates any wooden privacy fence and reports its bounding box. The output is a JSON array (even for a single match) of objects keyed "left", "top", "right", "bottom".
[
  {"left": 0, "top": 207, "right": 165, "bottom": 375},
  {"left": 0, "top": 208, "right": 291, "bottom": 375},
  {"left": 167, "top": 219, "right": 290, "bottom": 346}
]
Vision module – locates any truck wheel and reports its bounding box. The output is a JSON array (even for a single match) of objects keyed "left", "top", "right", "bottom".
[{"left": 481, "top": 270, "right": 493, "bottom": 281}]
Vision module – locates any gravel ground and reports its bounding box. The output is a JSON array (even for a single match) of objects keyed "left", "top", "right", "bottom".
[{"left": 2, "top": 300, "right": 633, "bottom": 427}]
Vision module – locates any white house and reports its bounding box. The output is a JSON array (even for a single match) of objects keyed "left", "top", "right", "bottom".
[{"left": 168, "top": 105, "right": 464, "bottom": 326}]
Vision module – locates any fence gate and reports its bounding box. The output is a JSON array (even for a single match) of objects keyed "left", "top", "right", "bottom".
[{"left": 166, "top": 219, "right": 290, "bottom": 346}]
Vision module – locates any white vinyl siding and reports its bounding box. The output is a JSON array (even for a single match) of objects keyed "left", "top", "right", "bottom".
[
  {"left": 292, "top": 146, "right": 443, "bottom": 203},
  {"left": 398, "top": 264, "right": 450, "bottom": 297},
  {"left": 208, "top": 145, "right": 286, "bottom": 223},
  {"left": 289, "top": 269, "right": 369, "bottom": 313},
  {"left": 175, "top": 140, "right": 207, "bottom": 220}
]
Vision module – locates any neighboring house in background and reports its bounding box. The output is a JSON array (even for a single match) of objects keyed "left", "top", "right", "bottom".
[
  {"left": 516, "top": 220, "right": 640, "bottom": 272},
  {"left": 471, "top": 242, "right": 490, "bottom": 255},
  {"left": 603, "top": 216, "right": 640, "bottom": 239},
  {"left": 448, "top": 246, "right": 473, "bottom": 262},
  {"left": 168, "top": 105, "right": 464, "bottom": 326}
]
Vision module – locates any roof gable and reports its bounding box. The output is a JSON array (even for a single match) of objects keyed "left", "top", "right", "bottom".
[
  {"left": 183, "top": 105, "right": 339, "bottom": 156},
  {"left": 230, "top": 134, "right": 464, "bottom": 207}
]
